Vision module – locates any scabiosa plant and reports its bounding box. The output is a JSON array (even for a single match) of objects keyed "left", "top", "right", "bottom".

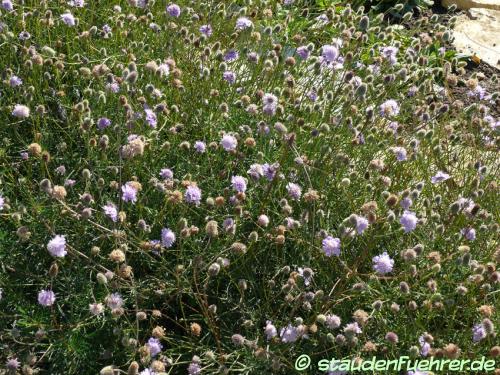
[
  {"left": 322, "top": 236, "right": 341, "bottom": 257},
  {"left": 11, "top": 104, "right": 30, "bottom": 119},
  {"left": 400, "top": 211, "right": 418, "bottom": 233},
  {"left": 185, "top": 185, "right": 202, "bottom": 205},
  {"left": 372, "top": 252, "right": 394, "bottom": 275},
  {"left": 38, "top": 290, "right": 56, "bottom": 306},
  {"left": 121, "top": 182, "right": 138, "bottom": 203},
  {"left": 47, "top": 235, "right": 67, "bottom": 257},
  {"left": 161, "top": 228, "right": 176, "bottom": 248}
]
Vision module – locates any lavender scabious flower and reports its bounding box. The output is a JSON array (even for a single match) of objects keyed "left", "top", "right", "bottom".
[
  {"left": 431, "top": 171, "right": 450, "bottom": 184},
  {"left": 161, "top": 228, "right": 176, "bottom": 248},
  {"left": 286, "top": 182, "right": 302, "bottom": 200},
  {"left": 220, "top": 134, "right": 237, "bottom": 151},
  {"left": 47, "top": 235, "right": 67, "bottom": 257},
  {"left": 160, "top": 168, "right": 173, "bottom": 180},
  {"left": 144, "top": 107, "right": 157, "bottom": 128},
  {"left": 264, "top": 320, "right": 278, "bottom": 340},
  {"left": 372, "top": 252, "right": 394, "bottom": 274},
  {"left": 296, "top": 45, "right": 310, "bottom": 59},
  {"left": 462, "top": 227, "right": 476, "bottom": 241},
  {"left": 381, "top": 46, "right": 399, "bottom": 65},
  {"left": 325, "top": 314, "right": 341, "bottom": 329},
  {"left": 400, "top": 197, "right": 412, "bottom": 210},
  {"left": 355, "top": 216, "right": 369, "bottom": 235},
  {"left": 194, "top": 141, "right": 206, "bottom": 153},
  {"left": 262, "top": 93, "right": 278, "bottom": 116},
  {"left": 105, "top": 293, "right": 123, "bottom": 309},
  {"left": 9, "top": 75, "right": 22, "bottom": 87},
  {"left": 472, "top": 323, "right": 487, "bottom": 342},
  {"left": 38, "top": 289, "right": 56, "bottom": 306},
  {"left": 61, "top": 12, "right": 76, "bottom": 26},
  {"left": 97, "top": 117, "right": 111, "bottom": 130},
  {"left": 166, "top": 3, "right": 180, "bottom": 17},
  {"left": 223, "top": 70, "right": 236, "bottom": 84},
  {"left": 379, "top": 99, "right": 400, "bottom": 117},
  {"left": 321, "top": 44, "right": 339, "bottom": 63},
  {"left": 235, "top": 17, "right": 253, "bottom": 30},
  {"left": 400, "top": 211, "right": 418, "bottom": 233},
  {"left": 188, "top": 361, "right": 201, "bottom": 375},
  {"left": 199, "top": 24, "right": 212, "bottom": 36},
  {"left": 5, "top": 358, "right": 20, "bottom": 371},
  {"left": 224, "top": 49, "right": 239, "bottom": 61},
  {"left": 262, "top": 163, "right": 279, "bottom": 181},
  {"left": 231, "top": 175, "right": 247, "bottom": 193},
  {"left": 322, "top": 236, "right": 341, "bottom": 257},
  {"left": 89, "top": 302, "right": 104, "bottom": 315},
  {"left": 418, "top": 335, "right": 431, "bottom": 356},
  {"left": 121, "top": 183, "right": 138, "bottom": 203},
  {"left": 146, "top": 337, "right": 163, "bottom": 357},
  {"left": 280, "top": 324, "right": 299, "bottom": 343},
  {"left": 103, "top": 202, "right": 118, "bottom": 222},
  {"left": 185, "top": 185, "right": 202, "bottom": 205},
  {"left": 247, "top": 164, "right": 264, "bottom": 180},
  {"left": 12, "top": 104, "right": 30, "bottom": 119},
  {"left": 392, "top": 147, "right": 407, "bottom": 161},
  {"left": 0, "top": 194, "right": 4, "bottom": 210},
  {"left": 1, "top": 0, "right": 14, "bottom": 11}
]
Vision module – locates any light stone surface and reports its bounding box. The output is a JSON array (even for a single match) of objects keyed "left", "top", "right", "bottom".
[
  {"left": 449, "top": 6, "right": 500, "bottom": 67},
  {"left": 443, "top": 0, "right": 500, "bottom": 10}
]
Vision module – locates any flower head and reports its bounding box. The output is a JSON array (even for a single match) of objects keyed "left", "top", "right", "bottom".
[
  {"left": 431, "top": 171, "right": 450, "bottom": 184},
  {"left": 166, "top": 3, "right": 180, "bottom": 17},
  {"left": 161, "top": 228, "right": 176, "bottom": 248},
  {"left": 235, "top": 17, "right": 253, "bottom": 30},
  {"left": 146, "top": 337, "right": 163, "bottom": 357},
  {"left": 103, "top": 203, "right": 118, "bottom": 222},
  {"left": 220, "top": 134, "right": 237, "bottom": 151},
  {"left": 372, "top": 252, "right": 394, "bottom": 274},
  {"left": 379, "top": 100, "right": 400, "bottom": 117},
  {"left": 286, "top": 182, "right": 302, "bottom": 200},
  {"left": 231, "top": 176, "right": 247, "bottom": 193},
  {"left": 185, "top": 185, "right": 202, "bottom": 205},
  {"left": 61, "top": 12, "right": 76, "bottom": 26},
  {"left": 322, "top": 236, "right": 341, "bottom": 257},
  {"left": 121, "top": 183, "right": 138, "bottom": 203},
  {"left": 47, "top": 235, "right": 67, "bottom": 257},
  {"left": 12, "top": 104, "right": 30, "bottom": 119},
  {"left": 400, "top": 211, "right": 418, "bottom": 233},
  {"left": 38, "top": 289, "right": 56, "bottom": 306}
]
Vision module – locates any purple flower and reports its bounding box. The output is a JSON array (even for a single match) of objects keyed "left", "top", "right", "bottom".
[
  {"left": 286, "top": 182, "right": 302, "bottom": 200},
  {"left": 247, "top": 164, "right": 264, "bottom": 180},
  {"left": 223, "top": 218, "right": 235, "bottom": 232},
  {"left": 161, "top": 228, "right": 176, "bottom": 248},
  {"left": 264, "top": 320, "right": 277, "bottom": 340},
  {"left": 372, "top": 252, "right": 394, "bottom": 274},
  {"left": 408, "top": 86, "right": 418, "bottom": 97},
  {"left": 280, "top": 324, "right": 299, "bottom": 343},
  {"left": 194, "top": 141, "right": 206, "bottom": 153},
  {"left": 381, "top": 46, "right": 399, "bottom": 65},
  {"left": 224, "top": 49, "right": 239, "bottom": 62},
  {"left": 325, "top": 314, "right": 341, "bottom": 329},
  {"left": 105, "top": 292, "right": 123, "bottom": 309},
  {"left": 47, "top": 235, "right": 67, "bottom": 257},
  {"left": 467, "top": 85, "right": 486, "bottom": 100},
  {"left": 97, "top": 117, "right": 111, "bottom": 130},
  {"left": 392, "top": 147, "right": 407, "bottom": 161},
  {"left": 400, "top": 211, "right": 418, "bottom": 233},
  {"left": 355, "top": 216, "right": 369, "bottom": 235},
  {"left": 106, "top": 82, "right": 120, "bottom": 93},
  {"left": 296, "top": 46, "right": 310, "bottom": 60},
  {"left": 223, "top": 70, "right": 236, "bottom": 84},
  {"left": 160, "top": 168, "right": 173, "bottom": 180},
  {"left": 379, "top": 99, "right": 400, "bottom": 117},
  {"left": 262, "top": 163, "right": 279, "bottom": 181},
  {"left": 9, "top": 75, "right": 22, "bottom": 87},
  {"left": 103, "top": 203, "right": 118, "bottom": 222},
  {"left": 1, "top": 0, "right": 14, "bottom": 11},
  {"left": 472, "top": 323, "right": 487, "bottom": 342},
  {"left": 12, "top": 104, "right": 30, "bottom": 119},
  {"left": 462, "top": 227, "right": 476, "bottom": 241},
  {"left": 262, "top": 93, "right": 278, "bottom": 116},
  {"left": 322, "top": 236, "right": 341, "bottom": 257},
  {"left": 344, "top": 322, "right": 362, "bottom": 335},
  {"left": 431, "top": 171, "right": 450, "bottom": 184},
  {"left": 235, "top": 17, "right": 253, "bottom": 30},
  {"left": 89, "top": 302, "right": 104, "bottom": 315},
  {"left": 418, "top": 335, "right": 431, "bottom": 357},
  {"left": 38, "top": 289, "right": 56, "bottom": 306},
  {"left": 188, "top": 362, "right": 201, "bottom": 375},
  {"left": 231, "top": 176, "right": 247, "bottom": 193},
  {"left": 68, "top": 0, "right": 86, "bottom": 8},
  {"left": 321, "top": 44, "right": 339, "bottom": 63},
  {"left": 166, "top": 3, "right": 180, "bottom": 17},
  {"left": 199, "top": 24, "right": 212, "bottom": 36},
  {"left": 61, "top": 12, "right": 76, "bottom": 26},
  {"left": 220, "top": 134, "right": 237, "bottom": 151},
  {"left": 5, "top": 358, "right": 20, "bottom": 371},
  {"left": 400, "top": 197, "right": 413, "bottom": 210},
  {"left": 144, "top": 107, "right": 157, "bottom": 128},
  {"left": 146, "top": 337, "right": 163, "bottom": 357},
  {"left": 121, "top": 183, "right": 138, "bottom": 203},
  {"left": 0, "top": 194, "right": 4, "bottom": 211},
  {"left": 185, "top": 185, "right": 202, "bottom": 205}
]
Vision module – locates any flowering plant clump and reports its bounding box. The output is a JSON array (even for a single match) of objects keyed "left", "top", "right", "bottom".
[{"left": 0, "top": 0, "right": 499, "bottom": 374}]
